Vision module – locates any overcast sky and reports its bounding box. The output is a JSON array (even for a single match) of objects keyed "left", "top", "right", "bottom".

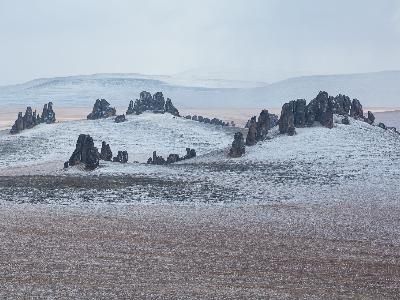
[{"left": 1, "top": 0, "right": 400, "bottom": 85}]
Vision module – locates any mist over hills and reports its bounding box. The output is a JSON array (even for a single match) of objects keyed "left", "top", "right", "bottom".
[{"left": 0, "top": 71, "right": 399, "bottom": 109}]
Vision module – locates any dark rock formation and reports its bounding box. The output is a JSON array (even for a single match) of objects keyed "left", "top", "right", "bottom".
[
  {"left": 87, "top": 99, "right": 116, "bottom": 120},
  {"left": 167, "top": 154, "right": 180, "bottom": 164},
  {"left": 68, "top": 134, "right": 100, "bottom": 170},
  {"left": 185, "top": 115, "right": 192, "bottom": 120},
  {"left": 63, "top": 161, "right": 69, "bottom": 169},
  {"left": 350, "top": 99, "right": 363, "bottom": 119},
  {"left": 114, "top": 114, "right": 126, "bottom": 123},
  {"left": 229, "top": 132, "right": 245, "bottom": 158},
  {"left": 10, "top": 112, "right": 25, "bottom": 134},
  {"left": 342, "top": 116, "right": 350, "bottom": 125},
  {"left": 100, "top": 141, "right": 113, "bottom": 161},
  {"left": 366, "top": 111, "right": 375, "bottom": 125},
  {"left": 126, "top": 91, "right": 180, "bottom": 116},
  {"left": 269, "top": 114, "right": 279, "bottom": 128},
  {"left": 246, "top": 110, "right": 272, "bottom": 145},
  {"left": 113, "top": 151, "right": 128, "bottom": 163},
  {"left": 279, "top": 102, "right": 296, "bottom": 135},
  {"left": 378, "top": 122, "right": 387, "bottom": 130},
  {"left": 332, "top": 94, "right": 352, "bottom": 115},
  {"left": 305, "top": 92, "right": 334, "bottom": 128},
  {"left": 165, "top": 98, "right": 180, "bottom": 116},
  {"left": 41, "top": 102, "right": 56, "bottom": 124},
  {"left": 190, "top": 114, "right": 229, "bottom": 126},
  {"left": 147, "top": 151, "right": 166, "bottom": 165},
  {"left": 256, "top": 110, "right": 270, "bottom": 141},
  {"left": 184, "top": 148, "right": 197, "bottom": 160},
  {"left": 293, "top": 99, "right": 307, "bottom": 127},
  {"left": 246, "top": 116, "right": 257, "bottom": 146},
  {"left": 147, "top": 148, "right": 196, "bottom": 165},
  {"left": 10, "top": 102, "right": 55, "bottom": 134}
]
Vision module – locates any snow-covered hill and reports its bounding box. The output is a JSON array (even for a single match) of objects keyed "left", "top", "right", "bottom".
[
  {"left": 0, "top": 113, "right": 237, "bottom": 175},
  {"left": 0, "top": 113, "right": 399, "bottom": 204},
  {"left": 0, "top": 71, "right": 399, "bottom": 111}
]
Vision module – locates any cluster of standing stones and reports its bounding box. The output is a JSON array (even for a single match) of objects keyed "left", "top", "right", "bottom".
[
  {"left": 147, "top": 148, "right": 197, "bottom": 165},
  {"left": 64, "top": 135, "right": 128, "bottom": 170},
  {"left": 184, "top": 115, "right": 234, "bottom": 127},
  {"left": 126, "top": 91, "right": 180, "bottom": 116},
  {"left": 229, "top": 91, "right": 399, "bottom": 158},
  {"left": 64, "top": 91, "right": 200, "bottom": 170},
  {"left": 10, "top": 102, "right": 56, "bottom": 134}
]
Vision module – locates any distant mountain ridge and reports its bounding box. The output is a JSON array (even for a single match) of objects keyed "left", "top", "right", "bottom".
[{"left": 0, "top": 71, "right": 399, "bottom": 109}]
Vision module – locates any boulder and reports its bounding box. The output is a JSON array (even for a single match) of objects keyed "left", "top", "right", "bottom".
[
  {"left": 185, "top": 115, "right": 192, "bottom": 120},
  {"left": 68, "top": 134, "right": 100, "bottom": 170},
  {"left": 350, "top": 99, "right": 363, "bottom": 119},
  {"left": 87, "top": 99, "right": 116, "bottom": 120},
  {"left": 229, "top": 132, "right": 245, "bottom": 158},
  {"left": 100, "top": 141, "right": 113, "bottom": 161},
  {"left": 63, "top": 161, "right": 69, "bottom": 169},
  {"left": 165, "top": 98, "right": 180, "bottom": 116},
  {"left": 378, "top": 122, "right": 387, "bottom": 130},
  {"left": 115, "top": 114, "right": 126, "bottom": 123}
]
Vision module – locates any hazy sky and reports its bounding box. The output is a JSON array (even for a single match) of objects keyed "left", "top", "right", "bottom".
[{"left": 1, "top": 0, "right": 400, "bottom": 85}]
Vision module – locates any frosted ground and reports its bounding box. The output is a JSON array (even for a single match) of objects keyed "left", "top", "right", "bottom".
[{"left": 1, "top": 112, "right": 400, "bottom": 298}]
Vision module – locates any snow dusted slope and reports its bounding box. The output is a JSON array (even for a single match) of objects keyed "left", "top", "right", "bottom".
[
  {"left": 1, "top": 71, "right": 400, "bottom": 110},
  {"left": 0, "top": 113, "right": 236, "bottom": 175},
  {"left": 0, "top": 113, "right": 399, "bottom": 204}
]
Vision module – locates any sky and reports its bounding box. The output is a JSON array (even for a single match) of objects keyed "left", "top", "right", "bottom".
[{"left": 0, "top": 0, "right": 400, "bottom": 85}]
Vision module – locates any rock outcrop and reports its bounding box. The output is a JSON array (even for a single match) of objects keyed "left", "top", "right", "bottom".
[
  {"left": 245, "top": 116, "right": 257, "bottom": 146},
  {"left": 229, "top": 132, "right": 245, "bottom": 158},
  {"left": 279, "top": 103, "right": 296, "bottom": 135},
  {"left": 189, "top": 115, "right": 230, "bottom": 126},
  {"left": 245, "top": 110, "right": 271, "bottom": 145},
  {"left": 366, "top": 111, "right": 375, "bottom": 125},
  {"left": 114, "top": 114, "right": 126, "bottom": 123},
  {"left": 332, "top": 94, "right": 352, "bottom": 115},
  {"left": 100, "top": 141, "right": 113, "bottom": 161},
  {"left": 126, "top": 91, "right": 180, "bottom": 116},
  {"left": 147, "top": 148, "right": 196, "bottom": 165},
  {"left": 10, "top": 102, "right": 55, "bottom": 134},
  {"left": 165, "top": 98, "right": 180, "bottom": 116},
  {"left": 113, "top": 151, "right": 128, "bottom": 163},
  {"left": 41, "top": 102, "right": 56, "bottom": 124},
  {"left": 305, "top": 92, "right": 334, "bottom": 128},
  {"left": 350, "top": 99, "right": 363, "bottom": 119},
  {"left": 87, "top": 99, "right": 116, "bottom": 120},
  {"left": 67, "top": 134, "right": 100, "bottom": 170}
]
